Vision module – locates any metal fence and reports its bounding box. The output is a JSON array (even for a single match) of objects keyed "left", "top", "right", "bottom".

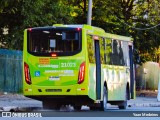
[{"left": 0, "top": 49, "right": 23, "bottom": 93}]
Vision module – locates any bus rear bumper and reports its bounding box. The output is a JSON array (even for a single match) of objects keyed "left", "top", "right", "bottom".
[
  {"left": 25, "top": 95, "right": 94, "bottom": 106},
  {"left": 24, "top": 84, "right": 88, "bottom": 96}
]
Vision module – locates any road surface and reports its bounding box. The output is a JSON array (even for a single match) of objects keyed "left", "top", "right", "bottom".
[{"left": 0, "top": 94, "right": 160, "bottom": 118}]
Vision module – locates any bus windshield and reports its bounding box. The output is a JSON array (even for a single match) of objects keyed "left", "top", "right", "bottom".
[{"left": 27, "top": 28, "right": 82, "bottom": 56}]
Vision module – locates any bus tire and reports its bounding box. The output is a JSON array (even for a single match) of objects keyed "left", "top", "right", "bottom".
[
  {"left": 118, "top": 88, "right": 128, "bottom": 109},
  {"left": 100, "top": 86, "right": 108, "bottom": 111}
]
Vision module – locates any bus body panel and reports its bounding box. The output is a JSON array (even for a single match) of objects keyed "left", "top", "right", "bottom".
[
  {"left": 88, "top": 64, "right": 96, "bottom": 100},
  {"left": 27, "top": 56, "right": 84, "bottom": 86},
  {"left": 23, "top": 27, "right": 88, "bottom": 97},
  {"left": 23, "top": 24, "right": 135, "bottom": 108},
  {"left": 105, "top": 65, "right": 129, "bottom": 101}
]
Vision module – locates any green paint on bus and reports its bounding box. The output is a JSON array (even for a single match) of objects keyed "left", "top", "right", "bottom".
[{"left": 23, "top": 24, "right": 135, "bottom": 110}]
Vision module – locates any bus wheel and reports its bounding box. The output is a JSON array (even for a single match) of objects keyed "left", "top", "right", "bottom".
[
  {"left": 118, "top": 89, "right": 128, "bottom": 109},
  {"left": 100, "top": 86, "right": 108, "bottom": 111}
]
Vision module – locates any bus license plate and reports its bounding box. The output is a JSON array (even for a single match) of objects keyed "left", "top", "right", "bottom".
[{"left": 49, "top": 76, "right": 60, "bottom": 81}]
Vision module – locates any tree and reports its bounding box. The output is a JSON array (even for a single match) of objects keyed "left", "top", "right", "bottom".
[
  {"left": 0, "top": 0, "right": 160, "bottom": 63},
  {"left": 0, "top": 0, "right": 23, "bottom": 48},
  {"left": 0, "top": 0, "right": 74, "bottom": 50},
  {"left": 131, "top": 0, "right": 160, "bottom": 63}
]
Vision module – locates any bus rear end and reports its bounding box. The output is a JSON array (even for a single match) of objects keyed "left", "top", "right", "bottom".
[{"left": 23, "top": 26, "right": 90, "bottom": 109}]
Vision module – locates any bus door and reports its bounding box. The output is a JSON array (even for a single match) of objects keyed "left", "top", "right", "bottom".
[
  {"left": 93, "top": 36, "right": 101, "bottom": 100},
  {"left": 129, "top": 45, "right": 135, "bottom": 99}
]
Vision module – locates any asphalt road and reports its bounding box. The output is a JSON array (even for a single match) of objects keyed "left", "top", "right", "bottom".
[{"left": 0, "top": 94, "right": 160, "bottom": 118}]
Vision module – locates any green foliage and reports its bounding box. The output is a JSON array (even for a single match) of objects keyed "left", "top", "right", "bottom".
[
  {"left": 87, "top": 35, "right": 95, "bottom": 63},
  {"left": 0, "top": 0, "right": 74, "bottom": 50},
  {"left": 130, "top": 0, "right": 160, "bottom": 63},
  {"left": 0, "top": 0, "right": 159, "bottom": 63}
]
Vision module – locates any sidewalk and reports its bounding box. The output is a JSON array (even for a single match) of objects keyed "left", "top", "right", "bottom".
[
  {"left": 128, "top": 97, "right": 160, "bottom": 107},
  {"left": 0, "top": 93, "right": 160, "bottom": 111}
]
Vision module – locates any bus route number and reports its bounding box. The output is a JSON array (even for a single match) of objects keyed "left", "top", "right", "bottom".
[{"left": 61, "top": 63, "right": 76, "bottom": 68}]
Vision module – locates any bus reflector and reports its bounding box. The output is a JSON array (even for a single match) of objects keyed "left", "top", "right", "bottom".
[
  {"left": 51, "top": 53, "right": 57, "bottom": 57},
  {"left": 93, "top": 35, "right": 99, "bottom": 40},
  {"left": 81, "top": 88, "right": 85, "bottom": 90},
  {"left": 128, "top": 42, "right": 132, "bottom": 46},
  {"left": 78, "top": 62, "right": 85, "bottom": 84},
  {"left": 77, "top": 28, "right": 81, "bottom": 31},
  {"left": 28, "top": 28, "right": 32, "bottom": 32},
  {"left": 24, "top": 62, "right": 32, "bottom": 85}
]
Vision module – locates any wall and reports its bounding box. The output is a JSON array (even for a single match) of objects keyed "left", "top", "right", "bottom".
[{"left": 136, "top": 62, "right": 160, "bottom": 90}]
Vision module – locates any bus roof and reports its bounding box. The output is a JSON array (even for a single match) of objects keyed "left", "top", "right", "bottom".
[
  {"left": 104, "top": 33, "right": 133, "bottom": 42},
  {"left": 53, "top": 24, "right": 105, "bottom": 33},
  {"left": 55, "top": 24, "right": 133, "bottom": 42},
  {"left": 53, "top": 24, "right": 84, "bottom": 28},
  {"left": 27, "top": 24, "right": 133, "bottom": 42}
]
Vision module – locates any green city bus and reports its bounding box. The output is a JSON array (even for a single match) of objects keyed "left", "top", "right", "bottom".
[{"left": 23, "top": 24, "right": 135, "bottom": 111}]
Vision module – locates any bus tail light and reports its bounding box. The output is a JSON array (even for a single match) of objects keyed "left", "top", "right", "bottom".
[
  {"left": 78, "top": 62, "right": 85, "bottom": 84},
  {"left": 24, "top": 62, "right": 32, "bottom": 85}
]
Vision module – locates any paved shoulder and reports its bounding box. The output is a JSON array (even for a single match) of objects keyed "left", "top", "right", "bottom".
[{"left": 128, "top": 97, "right": 160, "bottom": 107}]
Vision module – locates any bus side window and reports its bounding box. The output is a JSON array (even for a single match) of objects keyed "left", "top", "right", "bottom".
[
  {"left": 118, "top": 41, "right": 125, "bottom": 66},
  {"left": 100, "top": 37, "right": 105, "bottom": 64},
  {"left": 110, "top": 39, "right": 125, "bottom": 66},
  {"left": 105, "top": 38, "right": 112, "bottom": 65},
  {"left": 110, "top": 39, "right": 120, "bottom": 65},
  {"left": 87, "top": 35, "right": 95, "bottom": 63},
  {"left": 121, "top": 41, "right": 130, "bottom": 66}
]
